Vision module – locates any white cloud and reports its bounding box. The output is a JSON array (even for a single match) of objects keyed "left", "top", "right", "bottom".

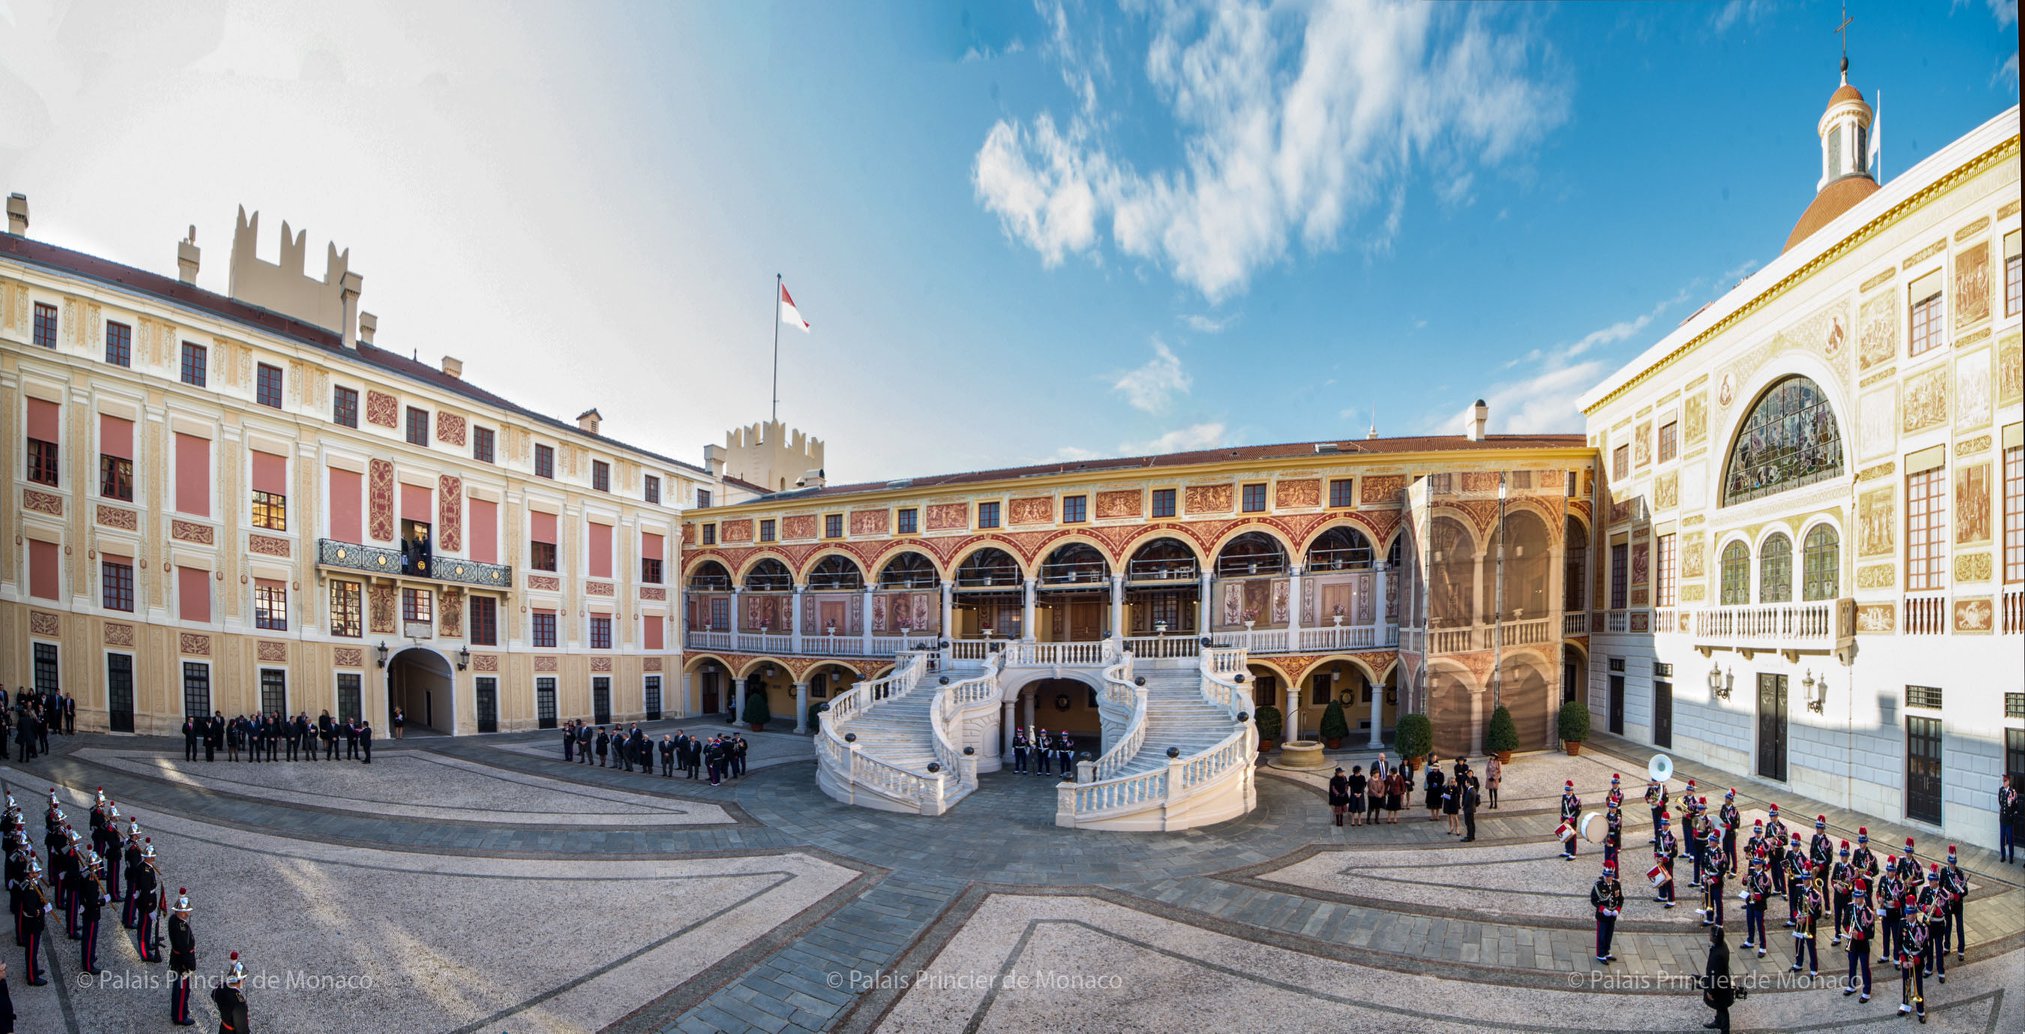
[
  {"left": 1182, "top": 312, "right": 1236, "bottom": 333},
  {"left": 1123, "top": 422, "right": 1229, "bottom": 455},
  {"left": 973, "top": 1, "right": 1567, "bottom": 301},
  {"left": 1462, "top": 283, "right": 1702, "bottom": 435},
  {"left": 1111, "top": 338, "right": 1192, "bottom": 412},
  {"left": 1711, "top": 0, "right": 1769, "bottom": 34}
]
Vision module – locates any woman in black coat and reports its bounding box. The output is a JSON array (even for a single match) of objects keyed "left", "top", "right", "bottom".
[
  {"left": 1703, "top": 926, "right": 1736, "bottom": 1032},
  {"left": 1327, "top": 768, "right": 1350, "bottom": 827},
  {"left": 1424, "top": 756, "right": 1445, "bottom": 821}
]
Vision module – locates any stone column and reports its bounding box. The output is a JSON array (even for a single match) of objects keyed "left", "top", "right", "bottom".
[
  {"left": 1373, "top": 562, "right": 1390, "bottom": 643},
  {"left": 1287, "top": 564, "right": 1304, "bottom": 647},
  {"left": 1021, "top": 579, "right": 1037, "bottom": 642},
  {"left": 940, "top": 580, "right": 954, "bottom": 638},
  {"left": 1108, "top": 574, "right": 1124, "bottom": 639},
  {"left": 860, "top": 588, "right": 874, "bottom": 654},
  {"left": 1024, "top": 691, "right": 1036, "bottom": 738},
  {"left": 730, "top": 587, "right": 743, "bottom": 649},
  {"left": 1286, "top": 679, "right": 1303, "bottom": 743},
  {"left": 1002, "top": 699, "right": 1016, "bottom": 756},
  {"left": 1367, "top": 671, "right": 1384, "bottom": 748},
  {"left": 794, "top": 681, "right": 809, "bottom": 733},
  {"left": 790, "top": 586, "right": 804, "bottom": 654},
  {"left": 730, "top": 673, "right": 743, "bottom": 724},
  {"left": 1198, "top": 572, "right": 1214, "bottom": 636},
  {"left": 683, "top": 671, "right": 697, "bottom": 717}
]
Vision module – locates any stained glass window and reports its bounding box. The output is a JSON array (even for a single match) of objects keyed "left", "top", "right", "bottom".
[
  {"left": 1802, "top": 524, "right": 1839, "bottom": 601},
  {"left": 1721, "top": 376, "right": 1844, "bottom": 505},
  {"left": 1720, "top": 541, "right": 1750, "bottom": 605},
  {"left": 1758, "top": 533, "right": 1792, "bottom": 603}
]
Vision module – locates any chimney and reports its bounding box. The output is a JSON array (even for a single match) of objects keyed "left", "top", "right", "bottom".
[
  {"left": 576, "top": 408, "right": 602, "bottom": 435},
  {"left": 1466, "top": 399, "right": 1489, "bottom": 442},
  {"left": 441, "top": 355, "right": 463, "bottom": 379},
  {"left": 177, "top": 225, "right": 201, "bottom": 283},
  {"left": 795, "top": 467, "right": 827, "bottom": 489},
  {"left": 338, "top": 270, "right": 364, "bottom": 349},
  {"left": 356, "top": 312, "right": 379, "bottom": 345},
  {"left": 704, "top": 444, "right": 727, "bottom": 478},
  {"left": 5, "top": 194, "right": 26, "bottom": 236}
]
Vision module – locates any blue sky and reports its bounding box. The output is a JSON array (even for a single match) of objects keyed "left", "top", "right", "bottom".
[{"left": 1, "top": 0, "right": 2016, "bottom": 482}]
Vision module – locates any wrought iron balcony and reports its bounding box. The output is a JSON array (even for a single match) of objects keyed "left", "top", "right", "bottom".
[{"left": 317, "top": 539, "right": 512, "bottom": 589}]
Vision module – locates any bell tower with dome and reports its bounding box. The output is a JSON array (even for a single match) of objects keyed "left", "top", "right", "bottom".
[{"left": 1783, "top": 55, "right": 1880, "bottom": 253}]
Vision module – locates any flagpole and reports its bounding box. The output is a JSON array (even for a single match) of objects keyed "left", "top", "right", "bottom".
[{"left": 771, "top": 272, "right": 781, "bottom": 425}]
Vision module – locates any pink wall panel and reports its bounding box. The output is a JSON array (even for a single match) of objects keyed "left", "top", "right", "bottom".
[
  {"left": 588, "top": 522, "right": 613, "bottom": 579},
  {"left": 329, "top": 469, "right": 363, "bottom": 542},
  {"left": 27, "top": 540, "right": 58, "bottom": 600},
  {"left": 174, "top": 433, "right": 210, "bottom": 517},
  {"left": 469, "top": 499, "right": 498, "bottom": 564},
  {"left": 178, "top": 567, "right": 211, "bottom": 622}
]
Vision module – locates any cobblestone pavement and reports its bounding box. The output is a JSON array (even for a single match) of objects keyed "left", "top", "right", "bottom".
[{"left": 6, "top": 727, "right": 2018, "bottom": 1033}]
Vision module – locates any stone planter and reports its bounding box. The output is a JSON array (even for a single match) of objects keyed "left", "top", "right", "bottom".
[
  {"left": 1563, "top": 740, "right": 1583, "bottom": 757},
  {"left": 1257, "top": 738, "right": 1279, "bottom": 753},
  {"left": 750, "top": 722, "right": 768, "bottom": 733},
  {"left": 1323, "top": 737, "right": 1344, "bottom": 750},
  {"left": 1496, "top": 750, "right": 1513, "bottom": 764}
]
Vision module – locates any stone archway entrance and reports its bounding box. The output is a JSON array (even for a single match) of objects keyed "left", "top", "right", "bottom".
[{"left": 387, "top": 647, "right": 455, "bottom": 734}]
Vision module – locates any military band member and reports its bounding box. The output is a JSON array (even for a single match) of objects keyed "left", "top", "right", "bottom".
[
  {"left": 1605, "top": 773, "right": 1623, "bottom": 811},
  {"left": 134, "top": 841, "right": 162, "bottom": 963},
  {"left": 1896, "top": 837, "right": 1920, "bottom": 885},
  {"left": 1809, "top": 815, "right": 1834, "bottom": 870},
  {"left": 1878, "top": 857, "right": 1905, "bottom": 967},
  {"left": 1784, "top": 833, "right": 1809, "bottom": 926},
  {"left": 1940, "top": 845, "right": 1967, "bottom": 963},
  {"left": 1560, "top": 782, "right": 1581, "bottom": 860},
  {"left": 213, "top": 951, "right": 249, "bottom": 1034},
  {"left": 1844, "top": 878, "right": 1876, "bottom": 1002},
  {"left": 1011, "top": 728, "right": 1029, "bottom": 774},
  {"left": 1915, "top": 865, "right": 1948, "bottom": 983},
  {"left": 1789, "top": 873, "right": 1824, "bottom": 976},
  {"left": 1764, "top": 804, "right": 1788, "bottom": 895},
  {"left": 1719, "top": 789, "right": 1742, "bottom": 872},
  {"left": 1603, "top": 799, "right": 1623, "bottom": 868},
  {"left": 1699, "top": 823, "right": 1728, "bottom": 928},
  {"left": 122, "top": 824, "right": 144, "bottom": 929},
  {"left": 1829, "top": 841, "right": 1856, "bottom": 945},
  {"left": 1644, "top": 777, "right": 1667, "bottom": 847},
  {"left": 1850, "top": 826, "right": 1880, "bottom": 880},
  {"left": 1684, "top": 800, "right": 1706, "bottom": 887},
  {"left": 169, "top": 889, "right": 196, "bottom": 1026},
  {"left": 1591, "top": 860, "right": 1623, "bottom": 964},
  {"left": 1034, "top": 730, "right": 1053, "bottom": 777},
  {"left": 1652, "top": 813, "right": 1678, "bottom": 908},
  {"left": 78, "top": 851, "right": 106, "bottom": 975},
  {"left": 18, "top": 860, "right": 47, "bottom": 986},
  {"left": 1741, "top": 850, "right": 1771, "bottom": 956},
  {"left": 1897, "top": 898, "right": 1929, "bottom": 1020},
  {"left": 1744, "top": 818, "right": 1767, "bottom": 867}
]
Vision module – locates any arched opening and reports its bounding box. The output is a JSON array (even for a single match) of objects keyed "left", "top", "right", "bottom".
[
  {"left": 1720, "top": 541, "right": 1751, "bottom": 606},
  {"left": 1298, "top": 660, "right": 1373, "bottom": 745},
  {"left": 687, "top": 560, "right": 732, "bottom": 590},
  {"left": 1562, "top": 517, "right": 1588, "bottom": 612},
  {"left": 807, "top": 554, "right": 864, "bottom": 591},
  {"left": 1758, "top": 533, "right": 1793, "bottom": 603},
  {"left": 1802, "top": 524, "right": 1840, "bottom": 600},
  {"left": 1427, "top": 517, "right": 1477, "bottom": 628},
  {"left": 1306, "top": 526, "right": 1373, "bottom": 572},
  {"left": 952, "top": 547, "right": 1022, "bottom": 638},
  {"left": 686, "top": 561, "right": 733, "bottom": 636},
  {"left": 386, "top": 647, "right": 454, "bottom": 735},
  {"left": 1215, "top": 531, "right": 1287, "bottom": 577},
  {"left": 1037, "top": 543, "right": 1109, "bottom": 641},
  {"left": 877, "top": 551, "right": 939, "bottom": 589},
  {"left": 1010, "top": 676, "right": 1104, "bottom": 774},
  {"left": 1212, "top": 533, "right": 1288, "bottom": 631},
  {"left": 1478, "top": 511, "right": 1552, "bottom": 621},
  {"left": 1722, "top": 374, "right": 1845, "bottom": 506},
  {"left": 1497, "top": 660, "right": 1553, "bottom": 750},
  {"left": 741, "top": 559, "right": 793, "bottom": 633},
  {"left": 1123, "top": 537, "right": 1199, "bottom": 636}
]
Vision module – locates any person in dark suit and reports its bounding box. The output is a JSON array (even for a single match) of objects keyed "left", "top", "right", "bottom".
[
  {"left": 1461, "top": 775, "right": 1481, "bottom": 842},
  {"left": 659, "top": 735, "right": 676, "bottom": 777},
  {"left": 1703, "top": 926, "right": 1736, "bottom": 1032},
  {"left": 358, "top": 720, "right": 373, "bottom": 764},
  {"left": 63, "top": 696, "right": 75, "bottom": 736},
  {"left": 205, "top": 713, "right": 223, "bottom": 762}
]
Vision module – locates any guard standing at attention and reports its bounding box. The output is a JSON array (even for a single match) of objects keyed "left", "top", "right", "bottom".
[
  {"left": 77, "top": 851, "right": 106, "bottom": 975},
  {"left": 1011, "top": 728, "right": 1029, "bottom": 774},
  {"left": 213, "top": 952, "right": 249, "bottom": 1033},
  {"left": 168, "top": 889, "right": 196, "bottom": 1026},
  {"left": 1591, "top": 860, "right": 1623, "bottom": 964}
]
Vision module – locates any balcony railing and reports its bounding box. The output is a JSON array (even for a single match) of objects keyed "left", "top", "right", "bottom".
[
  {"left": 1903, "top": 593, "right": 1948, "bottom": 636},
  {"left": 1691, "top": 599, "right": 1852, "bottom": 650},
  {"left": 2005, "top": 589, "right": 2024, "bottom": 636},
  {"left": 317, "top": 539, "right": 512, "bottom": 589},
  {"left": 1563, "top": 612, "right": 1588, "bottom": 635}
]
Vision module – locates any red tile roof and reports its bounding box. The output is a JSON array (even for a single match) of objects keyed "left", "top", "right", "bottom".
[
  {"left": 738, "top": 432, "right": 1589, "bottom": 505},
  {"left": 2, "top": 232, "right": 716, "bottom": 479}
]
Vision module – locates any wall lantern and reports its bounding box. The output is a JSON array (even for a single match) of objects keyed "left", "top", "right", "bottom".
[
  {"left": 457, "top": 646, "right": 471, "bottom": 672},
  {"left": 1707, "top": 661, "right": 1733, "bottom": 701},
  {"left": 1802, "top": 669, "right": 1825, "bottom": 714},
  {"left": 375, "top": 641, "right": 390, "bottom": 668}
]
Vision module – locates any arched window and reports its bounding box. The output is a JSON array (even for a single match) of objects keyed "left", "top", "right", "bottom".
[
  {"left": 1125, "top": 537, "right": 1198, "bottom": 582},
  {"left": 1721, "top": 375, "right": 1844, "bottom": 505},
  {"left": 1758, "top": 534, "right": 1793, "bottom": 603},
  {"left": 686, "top": 560, "right": 732, "bottom": 591},
  {"left": 1720, "top": 541, "right": 1750, "bottom": 606},
  {"left": 1802, "top": 525, "right": 1840, "bottom": 601},
  {"left": 1563, "top": 517, "right": 1588, "bottom": 611},
  {"left": 877, "top": 552, "right": 938, "bottom": 588},
  {"left": 1039, "top": 543, "right": 1108, "bottom": 584},
  {"left": 807, "top": 554, "right": 864, "bottom": 591},
  {"left": 1215, "top": 532, "right": 1287, "bottom": 576},
  {"left": 954, "top": 547, "right": 1020, "bottom": 588}
]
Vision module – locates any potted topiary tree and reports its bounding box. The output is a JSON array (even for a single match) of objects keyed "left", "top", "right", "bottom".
[
  {"left": 1558, "top": 699, "right": 1591, "bottom": 756},
  {"left": 1318, "top": 698, "right": 1350, "bottom": 750},
  {"left": 743, "top": 690, "right": 772, "bottom": 732},
  {"left": 1254, "top": 705, "right": 1283, "bottom": 751},
  {"left": 1485, "top": 704, "right": 1519, "bottom": 765},
  {"left": 1394, "top": 713, "right": 1433, "bottom": 768}
]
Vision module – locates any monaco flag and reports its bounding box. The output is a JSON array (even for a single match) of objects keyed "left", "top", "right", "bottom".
[{"left": 779, "top": 283, "right": 811, "bottom": 333}]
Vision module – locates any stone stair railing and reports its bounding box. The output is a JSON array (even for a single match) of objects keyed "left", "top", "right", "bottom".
[
  {"left": 1002, "top": 639, "right": 1115, "bottom": 667},
  {"left": 928, "top": 650, "right": 1004, "bottom": 803},
  {"left": 816, "top": 652, "right": 957, "bottom": 814},
  {"left": 1087, "top": 653, "right": 1146, "bottom": 782},
  {"left": 1056, "top": 648, "right": 1256, "bottom": 832}
]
